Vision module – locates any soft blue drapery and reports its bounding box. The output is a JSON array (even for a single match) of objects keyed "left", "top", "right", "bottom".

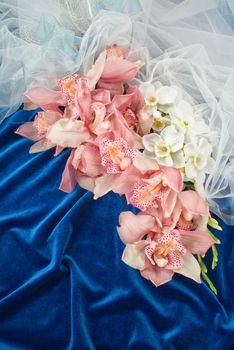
[{"left": 0, "top": 109, "right": 233, "bottom": 349}]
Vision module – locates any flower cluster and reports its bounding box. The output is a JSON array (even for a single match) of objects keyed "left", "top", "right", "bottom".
[{"left": 16, "top": 44, "right": 221, "bottom": 293}]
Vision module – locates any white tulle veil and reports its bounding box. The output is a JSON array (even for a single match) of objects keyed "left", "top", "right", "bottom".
[{"left": 0, "top": 0, "right": 234, "bottom": 224}]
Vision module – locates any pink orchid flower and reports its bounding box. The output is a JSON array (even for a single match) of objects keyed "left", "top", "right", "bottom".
[
  {"left": 178, "top": 190, "right": 210, "bottom": 231},
  {"left": 59, "top": 142, "right": 105, "bottom": 193},
  {"left": 93, "top": 136, "right": 140, "bottom": 199},
  {"left": 15, "top": 110, "right": 62, "bottom": 153},
  {"left": 118, "top": 211, "right": 215, "bottom": 286},
  {"left": 24, "top": 49, "right": 107, "bottom": 113},
  {"left": 98, "top": 44, "right": 143, "bottom": 96},
  {"left": 127, "top": 157, "right": 183, "bottom": 216}
]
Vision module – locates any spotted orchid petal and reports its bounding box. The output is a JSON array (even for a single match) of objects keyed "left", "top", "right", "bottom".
[{"left": 140, "top": 258, "right": 174, "bottom": 286}]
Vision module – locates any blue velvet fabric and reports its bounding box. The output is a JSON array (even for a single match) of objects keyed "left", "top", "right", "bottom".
[{"left": 0, "top": 109, "right": 234, "bottom": 350}]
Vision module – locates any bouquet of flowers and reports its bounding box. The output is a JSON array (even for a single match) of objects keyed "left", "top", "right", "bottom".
[{"left": 16, "top": 43, "right": 223, "bottom": 293}]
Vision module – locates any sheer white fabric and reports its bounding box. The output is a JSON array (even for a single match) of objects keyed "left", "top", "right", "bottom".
[{"left": 0, "top": 0, "right": 233, "bottom": 224}]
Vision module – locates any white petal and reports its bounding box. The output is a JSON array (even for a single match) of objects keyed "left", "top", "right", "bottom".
[
  {"left": 133, "top": 156, "right": 159, "bottom": 172},
  {"left": 174, "top": 252, "right": 201, "bottom": 283},
  {"left": 156, "top": 86, "right": 179, "bottom": 105},
  {"left": 194, "top": 154, "right": 207, "bottom": 170},
  {"left": 142, "top": 133, "right": 161, "bottom": 153},
  {"left": 171, "top": 150, "right": 185, "bottom": 168},
  {"left": 47, "top": 119, "right": 90, "bottom": 147},
  {"left": 203, "top": 156, "right": 215, "bottom": 173},
  {"left": 140, "top": 83, "right": 155, "bottom": 96},
  {"left": 184, "top": 143, "right": 196, "bottom": 160},
  {"left": 161, "top": 125, "right": 184, "bottom": 152},
  {"left": 157, "top": 155, "right": 173, "bottom": 167},
  {"left": 198, "top": 138, "right": 212, "bottom": 156},
  {"left": 154, "top": 140, "right": 171, "bottom": 158},
  {"left": 171, "top": 100, "right": 193, "bottom": 120},
  {"left": 121, "top": 242, "right": 147, "bottom": 270},
  {"left": 185, "top": 160, "right": 198, "bottom": 179}
]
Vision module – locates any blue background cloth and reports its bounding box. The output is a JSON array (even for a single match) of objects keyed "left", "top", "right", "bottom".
[{"left": 0, "top": 109, "right": 233, "bottom": 350}]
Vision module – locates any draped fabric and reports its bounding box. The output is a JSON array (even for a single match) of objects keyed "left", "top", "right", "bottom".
[{"left": 0, "top": 109, "right": 233, "bottom": 350}]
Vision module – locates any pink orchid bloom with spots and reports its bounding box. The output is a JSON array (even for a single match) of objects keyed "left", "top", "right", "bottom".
[
  {"left": 16, "top": 107, "right": 91, "bottom": 154},
  {"left": 118, "top": 211, "right": 215, "bottom": 286},
  {"left": 15, "top": 110, "right": 62, "bottom": 153},
  {"left": 127, "top": 160, "right": 183, "bottom": 217},
  {"left": 93, "top": 136, "right": 141, "bottom": 199}
]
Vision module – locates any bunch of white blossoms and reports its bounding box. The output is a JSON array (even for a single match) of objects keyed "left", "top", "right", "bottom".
[{"left": 139, "top": 82, "right": 215, "bottom": 186}]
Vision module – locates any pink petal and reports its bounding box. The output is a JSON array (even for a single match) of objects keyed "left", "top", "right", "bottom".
[
  {"left": 101, "top": 57, "right": 138, "bottom": 83},
  {"left": 110, "top": 108, "right": 136, "bottom": 147},
  {"left": 139, "top": 113, "right": 154, "bottom": 135},
  {"left": 91, "top": 89, "right": 111, "bottom": 105},
  {"left": 111, "top": 94, "right": 133, "bottom": 113},
  {"left": 15, "top": 122, "right": 41, "bottom": 141},
  {"left": 24, "top": 87, "right": 65, "bottom": 110},
  {"left": 161, "top": 166, "right": 183, "bottom": 192},
  {"left": 75, "top": 78, "right": 92, "bottom": 123},
  {"left": 179, "top": 190, "right": 209, "bottom": 216},
  {"left": 46, "top": 119, "right": 90, "bottom": 148},
  {"left": 161, "top": 190, "right": 178, "bottom": 218},
  {"left": 90, "top": 103, "right": 109, "bottom": 135},
  {"left": 76, "top": 173, "right": 96, "bottom": 192},
  {"left": 43, "top": 110, "right": 61, "bottom": 124},
  {"left": 133, "top": 156, "right": 159, "bottom": 173},
  {"left": 174, "top": 252, "right": 201, "bottom": 283},
  {"left": 166, "top": 251, "right": 184, "bottom": 270},
  {"left": 179, "top": 229, "right": 215, "bottom": 255},
  {"left": 80, "top": 143, "right": 104, "bottom": 177},
  {"left": 127, "top": 86, "right": 144, "bottom": 113},
  {"left": 97, "top": 81, "right": 124, "bottom": 96},
  {"left": 112, "top": 165, "right": 141, "bottom": 195},
  {"left": 93, "top": 173, "right": 119, "bottom": 199},
  {"left": 29, "top": 139, "right": 55, "bottom": 153},
  {"left": 59, "top": 150, "right": 77, "bottom": 193},
  {"left": 86, "top": 50, "right": 107, "bottom": 90},
  {"left": 140, "top": 259, "right": 174, "bottom": 287},
  {"left": 122, "top": 241, "right": 148, "bottom": 270},
  {"left": 54, "top": 145, "right": 64, "bottom": 157},
  {"left": 117, "top": 211, "right": 156, "bottom": 244}
]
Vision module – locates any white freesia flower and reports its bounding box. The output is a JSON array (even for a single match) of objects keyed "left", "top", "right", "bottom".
[
  {"left": 141, "top": 84, "right": 158, "bottom": 106},
  {"left": 140, "top": 83, "right": 181, "bottom": 108},
  {"left": 184, "top": 138, "right": 215, "bottom": 181},
  {"left": 169, "top": 100, "right": 194, "bottom": 131},
  {"left": 156, "top": 85, "right": 181, "bottom": 106},
  {"left": 152, "top": 110, "right": 170, "bottom": 132},
  {"left": 143, "top": 125, "right": 185, "bottom": 167}
]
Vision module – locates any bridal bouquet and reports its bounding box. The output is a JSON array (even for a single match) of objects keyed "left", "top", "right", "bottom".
[{"left": 16, "top": 44, "right": 222, "bottom": 293}]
